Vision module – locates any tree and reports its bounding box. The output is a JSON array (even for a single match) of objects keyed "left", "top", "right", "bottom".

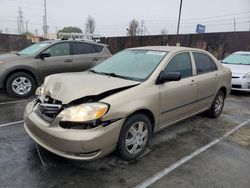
[
  {"left": 58, "top": 26, "right": 82, "bottom": 33},
  {"left": 22, "top": 31, "right": 34, "bottom": 35},
  {"left": 85, "top": 15, "right": 96, "bottom": 34},
  {"left": 127, "top": 19, "right": 140, "bottom": 36}
]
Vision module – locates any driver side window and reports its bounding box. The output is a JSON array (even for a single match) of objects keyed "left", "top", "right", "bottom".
[
  {"left": 44, "top": 43, "right": 70, "bottom": 57},
  {"left": 164, "top": 52, "right": 193, "bottom": 78}
]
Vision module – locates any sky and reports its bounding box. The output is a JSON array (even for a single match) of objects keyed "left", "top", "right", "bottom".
[{"left": 0, "top": 0, "right": 249, "bottom": 37}]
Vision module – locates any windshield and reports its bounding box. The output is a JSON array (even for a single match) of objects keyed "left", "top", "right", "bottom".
[
  {"left": 91, "top": 50, "right": 167, "bottom": 81},
  {"left": 18, "top": 42, "right": 51, "bottom": 56},
  {"left": 222, "top": 54, "right": 250, "bottom": 65}
]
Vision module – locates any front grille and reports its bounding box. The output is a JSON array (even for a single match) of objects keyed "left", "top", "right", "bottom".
[
  {"left": 36, "top": 96, "right": 62, "bottom": 122},
  {"left": 232, "top": 84, "right": 241, "bottom": 89}
]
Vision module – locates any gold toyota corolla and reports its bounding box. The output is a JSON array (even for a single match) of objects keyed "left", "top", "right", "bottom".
[{"left": 24, "top": 46, "right": 231, "bottom": 161}]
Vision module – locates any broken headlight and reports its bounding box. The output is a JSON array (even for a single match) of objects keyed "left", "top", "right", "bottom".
[
  {"left": 243, "top": 72, "right": 250, "bottom": 79},
  {"left": 58, "top": 102, "right": 109, "bottom": 123},
  {"left": 35, "top": 84, "right": 45, "bottom": 96}
]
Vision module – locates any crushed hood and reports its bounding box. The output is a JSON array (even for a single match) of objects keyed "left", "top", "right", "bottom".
[{"left": 43, "top": 71, "right": 140, "bottom": 104}]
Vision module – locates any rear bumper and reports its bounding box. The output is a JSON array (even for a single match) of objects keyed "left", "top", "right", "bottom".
[{"left": 24, "top": 101, "right": 124, "bottom": 160}]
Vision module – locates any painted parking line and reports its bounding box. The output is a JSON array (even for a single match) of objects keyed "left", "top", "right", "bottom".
[
  {"left": 0, "top": 99, "right": 32, "bottom": 105},
  {"left": 0, "top": 120, "right": 24, "bottom": 128},
  {"left": 135, "top": 118, "right": 250, "bottom": 188}
]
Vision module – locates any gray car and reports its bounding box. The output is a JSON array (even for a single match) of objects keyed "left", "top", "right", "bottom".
[{"left": 0, "top": 40, "right": 111, "bottom": 97}]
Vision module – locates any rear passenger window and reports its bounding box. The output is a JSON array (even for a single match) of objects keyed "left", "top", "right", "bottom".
[
  {"left": 72, "top": 42, "right": 96, "bottom": 55},
  {"left": 164, "top": 52, "right": 193, "bottom": 78},
  {"left": 193, "top": 52, "right": 217, "bottom": 74}
]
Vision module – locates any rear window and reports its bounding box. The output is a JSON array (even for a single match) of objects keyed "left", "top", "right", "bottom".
[
  {"left": 193, "top": 52, "right": 217, "bottom": 74},
  {"left": 72, "top": 42, "right": 100, "bottom": 55}
]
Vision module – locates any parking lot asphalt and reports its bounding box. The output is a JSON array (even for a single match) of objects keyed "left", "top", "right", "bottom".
[{"left": 0, "top": 91, "right": 249, "bottom": 188}]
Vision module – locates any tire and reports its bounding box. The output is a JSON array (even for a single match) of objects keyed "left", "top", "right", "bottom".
[
  {"left": 5, "top": 72, "right": 36, "bottom": 98},
  {"left": 206, "top": 90, "right": 225, "bottom": 118},
  {"left": 118, "top": 113, "right": 152, "bottom": 161}
]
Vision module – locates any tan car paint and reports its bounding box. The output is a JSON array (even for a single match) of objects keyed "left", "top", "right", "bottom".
[{"left": 24, "top": 46, "right": 231, "bottom": 160}]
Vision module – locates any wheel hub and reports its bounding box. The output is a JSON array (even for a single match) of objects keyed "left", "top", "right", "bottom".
[
  {"left": 11, "top": 77, "right": 32, "bottom": 95},
  {"left": 125, "top": 121, "right": 149, "bottom": 154}
]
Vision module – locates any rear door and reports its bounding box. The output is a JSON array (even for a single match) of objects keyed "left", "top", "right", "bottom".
[
  {"left": 192, "top": 52, "right": 219, "bottom": 109},
  {"left": 159, "top": 52, "right": 198, "bottom": 127},
  {"left": 38, "top": 42, "right": 73, "bottom": 78},
  {"left": 71, "top": 42, "right": 106, "bottom": 72}
]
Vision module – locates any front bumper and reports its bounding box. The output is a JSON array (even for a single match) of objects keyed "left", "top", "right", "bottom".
[
  {"left": 231, "top": 77, "right": 250, "bottom": 92},
  {"left": 24, "top": 101, "right": 124, "bottom": 160}
]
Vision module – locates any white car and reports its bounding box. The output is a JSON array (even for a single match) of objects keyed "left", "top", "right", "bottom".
[{"left": 222, "top": 51, "right": 250, "bottom": 92}]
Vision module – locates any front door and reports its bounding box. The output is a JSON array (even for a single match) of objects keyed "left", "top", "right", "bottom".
[
  {"left": 159, "top": 52, "right": 198, "bottom": 127},
  {"left": 38, "top": 42, "right": 73, "bottom": 79}
]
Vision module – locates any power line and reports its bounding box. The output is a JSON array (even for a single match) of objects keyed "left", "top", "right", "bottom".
[
  {"left": 145, "top": 16, "right": 250, "bottom": 25},
  {"left": 145, "top": 11, "right": 250, "bottom": 23}
]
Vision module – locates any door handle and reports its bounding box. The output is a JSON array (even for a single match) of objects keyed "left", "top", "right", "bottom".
[
  {"left": 64, "top": 59, "right": 72, "bottom": 62},
  {"left": 190, "top": 80, "right": 196, "bottom": 86},
  {"left": 93, "top": 57, "right": 100, "bottom": 61}
]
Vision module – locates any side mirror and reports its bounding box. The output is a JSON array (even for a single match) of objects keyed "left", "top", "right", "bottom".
[
  {"left": 40, "top": 52, "right": 51, "bottom": 59},
  {"left": 156, "top": 72, "right": 181, "bottom": 84}
]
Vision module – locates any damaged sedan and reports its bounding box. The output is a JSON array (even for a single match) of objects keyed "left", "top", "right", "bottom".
[{"left": 24, "top": 46, "right": 231, "bottom": 161}]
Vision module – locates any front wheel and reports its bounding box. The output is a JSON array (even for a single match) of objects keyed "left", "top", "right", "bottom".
[
  {"left": 206, "top": 90, "right": 225, "bottom": 118},
  {"left": 5, "top": 72, "right": 36, "bottom": 98},
  {"left": 118, "top": 114, "right": 152, "bottom": 161}
]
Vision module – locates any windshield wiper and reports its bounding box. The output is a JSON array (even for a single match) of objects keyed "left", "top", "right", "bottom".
[
  {"left": 100, "top": 72, "right": 139, "bottom": 81},
  {"left": 89, "top": 70, "right": 121, "bottom": 77},
  {"left": 89, "top": 70, "right": 141, "bottom": 81},
  {"left": 88, "top": 69, "right": 103, "bottom": 75}
]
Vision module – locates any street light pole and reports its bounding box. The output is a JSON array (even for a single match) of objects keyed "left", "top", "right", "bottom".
[
  {"left": 44, "top": 0, "right": 48, "bottom": 38},
  {"left": 176, "top": 0, "right": 183, "bottom": 43}
]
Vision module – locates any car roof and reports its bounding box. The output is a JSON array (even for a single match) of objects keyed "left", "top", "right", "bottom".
[
  {"left": 128, "top": 46, "right": 206, "bottom": 53},
  {"left": 40, "top": 39, "right": 108, "bottom": 47},
  {"left": 233, "top": 51, "right": 250, "bottom": 55}
]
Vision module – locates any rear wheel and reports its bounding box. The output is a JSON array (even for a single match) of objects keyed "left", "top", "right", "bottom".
[
  {"left": 118, "top": 114, "right": 152, "bottom": 161},
  {"left": 5, "top": 72, "right": 36, "bottom": 98},
  {"left": 206, "top": 90, "right": 225, "bottom": 118}
]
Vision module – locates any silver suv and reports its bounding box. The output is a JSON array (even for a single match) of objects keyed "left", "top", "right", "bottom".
[{"left": 0, "top": 40, "right": 111, "bottom": 97}]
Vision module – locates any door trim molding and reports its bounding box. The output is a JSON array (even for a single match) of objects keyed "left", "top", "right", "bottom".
[{"left": 160, "top": 93, "right": 215, "bottom": 114}]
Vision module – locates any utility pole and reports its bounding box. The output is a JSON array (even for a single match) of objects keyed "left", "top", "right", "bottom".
[
  {"left": 140, "top": 20, "right": 144, "bottom": 36},
  {"left": 43, "top": 0, "right": 48, "bottom": 38},
  {"left": 233, "top": 18, "right": 236, "bottom": 32},
  {"left": 18, "top": 7, "right": 25, "bottom": 34},
  {"left": 139, "top": 20, "right": 144, "bottom": 47},
  {"left": 17, "top": 16, "right": 20, "bottom": 34},
  {"left": 25, "top": 20, "right": 28, "bottom": 33},
  {"left": 176, "top": 0, "right": 183, "bottom": 35}
]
